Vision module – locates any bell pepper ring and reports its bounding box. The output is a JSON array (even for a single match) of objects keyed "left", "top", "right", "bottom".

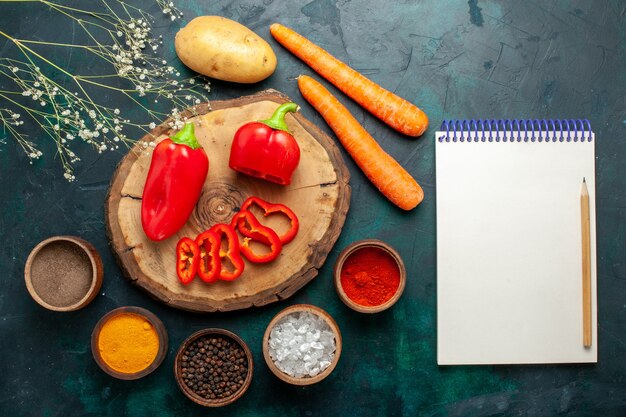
[
  {"left": 229, "top": 102, "right": 300, "bottom": 185},
  {"left": 240, "top": 196, "right": 299, "bottom": 244},
  {"left": 209, "top": 223, "right": 245, "bottom": 281},
  {"left": 142, "top": 123, "right": 209, "bottom": 241},
  {"left": 195, "top": 229, "right": 221, "bottom": 283},
  {"left": 176, "top": 237, "right": 200, "bottom": 285},
  {"left": 231, "top": 210, "right": 283, "bottom": 263}
]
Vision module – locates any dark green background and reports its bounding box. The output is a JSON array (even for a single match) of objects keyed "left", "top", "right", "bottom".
[{"left": 1, "top": 0, "right": 625, "bottom": 416}]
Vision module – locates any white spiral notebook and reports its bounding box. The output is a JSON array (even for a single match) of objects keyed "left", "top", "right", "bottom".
[{"left": 436, "top": 120, "right": 597, "bottom": 365}]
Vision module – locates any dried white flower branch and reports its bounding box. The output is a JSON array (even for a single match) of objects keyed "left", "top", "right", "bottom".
[{"left": 0, "top": 0, "right": 209, "bottom": 181}]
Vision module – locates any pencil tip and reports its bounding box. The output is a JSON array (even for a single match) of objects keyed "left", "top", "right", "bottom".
[{"left": 583, "top": 177, "right": 586, "bottom": 183}]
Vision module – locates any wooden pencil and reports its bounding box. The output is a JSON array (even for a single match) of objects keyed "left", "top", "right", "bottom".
[{"left": 581, "top": 177, "right": 592, "bottom": 348}]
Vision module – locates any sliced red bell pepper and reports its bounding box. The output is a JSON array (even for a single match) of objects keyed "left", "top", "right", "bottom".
[
  {"left": 195, "top": 229, "right": 221, "bottom": 283},
  {"left": 176, "top": 237, "right": 199, "bottom": 285},
  {"left": 240, "top": 196, "right": 299, "bottom": 244},
  {"left": 231, "top": 210, "right": 282, "bottom": 263},
  {"left": 209, "top": 223, "right": 245, "bottom": 281}
]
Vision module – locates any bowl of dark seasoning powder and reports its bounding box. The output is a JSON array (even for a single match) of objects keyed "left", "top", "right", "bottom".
[
  {"left": 174, "top": 328, "right": 253, "bottom": 407},
  {"left": 263, "top": 304, "right": 342, "bottom": 385},
  {"left": 24, "top": 236, "right": 103, "bottom": 312}
]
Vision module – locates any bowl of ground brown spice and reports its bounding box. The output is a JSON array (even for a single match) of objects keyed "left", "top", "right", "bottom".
[
  {"left": 91, "top": 306, "right": 168, "bottom": 380},
  {"left": 174, "top": 328, "right": 253, "bottom": 407},
  {"left": 24, "top": 236, "right": 103, "bottom": 312}
]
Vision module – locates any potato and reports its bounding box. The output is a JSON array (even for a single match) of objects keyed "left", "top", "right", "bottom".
[{"left": 175, "top": 16, "right": 277, "bottom": 84}]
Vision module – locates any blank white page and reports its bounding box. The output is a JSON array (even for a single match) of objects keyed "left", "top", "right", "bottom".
[{"left": 436, "top": 133, "right": 597, "bottom": 365}]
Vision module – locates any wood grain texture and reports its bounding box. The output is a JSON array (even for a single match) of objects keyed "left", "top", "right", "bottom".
[{"left": 105, "top": 90, "right": 351, "bottom": 312}]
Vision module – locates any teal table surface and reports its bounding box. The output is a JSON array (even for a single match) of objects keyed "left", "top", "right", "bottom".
[{"left": 1, "top": 0, "right": 625, "bottom": 416}]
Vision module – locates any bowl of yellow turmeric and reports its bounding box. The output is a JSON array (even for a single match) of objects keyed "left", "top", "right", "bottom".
[{"left": 91, "top": 306, "right": 168, "bottom": 380}]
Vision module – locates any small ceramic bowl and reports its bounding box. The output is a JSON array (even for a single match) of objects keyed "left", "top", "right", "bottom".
[
  {"left": 174, "top": 328, "right": 253, "bottom": 407},
  {"left": 334, "top": 239, "right": 406, "bottom": 313},
  {"left": 91, "top": 306, "right": 168, "bottom": 380},
  {"left": 24, "top": 236, "right": 103, "bottom": 312},
  {"left": 263, "top": 304, "right": 342, "bottom": 385}
]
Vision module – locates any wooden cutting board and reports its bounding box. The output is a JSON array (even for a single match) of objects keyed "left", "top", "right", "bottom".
[{"left": 105, "top": 90, "right": 351, "bottom": 312}]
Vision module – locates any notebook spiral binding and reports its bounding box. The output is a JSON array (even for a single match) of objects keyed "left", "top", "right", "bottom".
[{"left": 439, "top": 119, "right": 593, "bottom": 143}]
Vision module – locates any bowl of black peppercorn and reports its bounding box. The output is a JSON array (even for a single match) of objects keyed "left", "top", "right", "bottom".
[{"left": 174, "top": 328, "right": 253, "bottom": 407}]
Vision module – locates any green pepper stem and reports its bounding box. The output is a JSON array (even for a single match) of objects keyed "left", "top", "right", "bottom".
[
  {"left": 259, "top": 102, "right": 299, "bottom": 133},
  {"left": 171, "top": 122, "right": 201, "bottom": 149}
]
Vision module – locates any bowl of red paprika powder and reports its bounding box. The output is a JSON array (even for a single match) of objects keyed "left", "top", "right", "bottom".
[{"left": 334, "top": 239, "right": 406, "bottom": 313}]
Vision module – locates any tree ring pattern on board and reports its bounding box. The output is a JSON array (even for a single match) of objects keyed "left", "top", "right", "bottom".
[
  {"left": 105, "top": 90, "right": 351, "bottom": 312},
  {"left": 193, "top": 181, "right": 245, "bottom": 228}
]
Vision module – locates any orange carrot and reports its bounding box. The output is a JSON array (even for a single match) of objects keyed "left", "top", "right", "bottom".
[
  {"left": 271, "top": 23, "right": 428, "bottom": 137},
  {"left": 298, "top": 75, "right": 424, "bottom": 210}
]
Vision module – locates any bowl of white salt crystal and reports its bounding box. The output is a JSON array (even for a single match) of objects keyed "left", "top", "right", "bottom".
[{"left": 262, "top": 304, "right": 342, "bottom": 385}]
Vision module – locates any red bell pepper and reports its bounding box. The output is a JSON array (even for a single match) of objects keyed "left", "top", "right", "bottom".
[
  {"left": 229, "top": 102, "right": 300, "bottom": 185},
  {"left": 195, "top": 229, "right": 221, "bottom": 283},
  {"left": 209, "top": 223, "right": 245, "bottom": 281},
  {"left": 176, "top": 237, "right": 200, "bottom": 285},
  {"left": 231, "top": 210, "right": 282, "bottom": 263},
  {"left": 142, "top": 123, "right": 208, "bottom": 241},
  {"left": 240, "top": 196, "right": 299, "bottom": 244}
]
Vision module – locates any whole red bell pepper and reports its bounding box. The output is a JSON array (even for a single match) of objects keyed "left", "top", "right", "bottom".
[
  {"left": 142, "top": 123, "right": 208, "bottom": 241},
  {"left": 176, "top": 237, "right": 200, "bottom": 285},
  {"left": 209, "top": 223, "right": 245, "bottom": 281},
  {"left": 229, "top": 102, "right": 300, "bottom": 185},
  {"left": 195, "top": 229, "right": 221, "bottom": 283},
  {"left": 231, "top": 210, "right": 282, "bottom": 263},
  {"left": 240, "top": 196, "right": 299, "bottom": 244}
]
